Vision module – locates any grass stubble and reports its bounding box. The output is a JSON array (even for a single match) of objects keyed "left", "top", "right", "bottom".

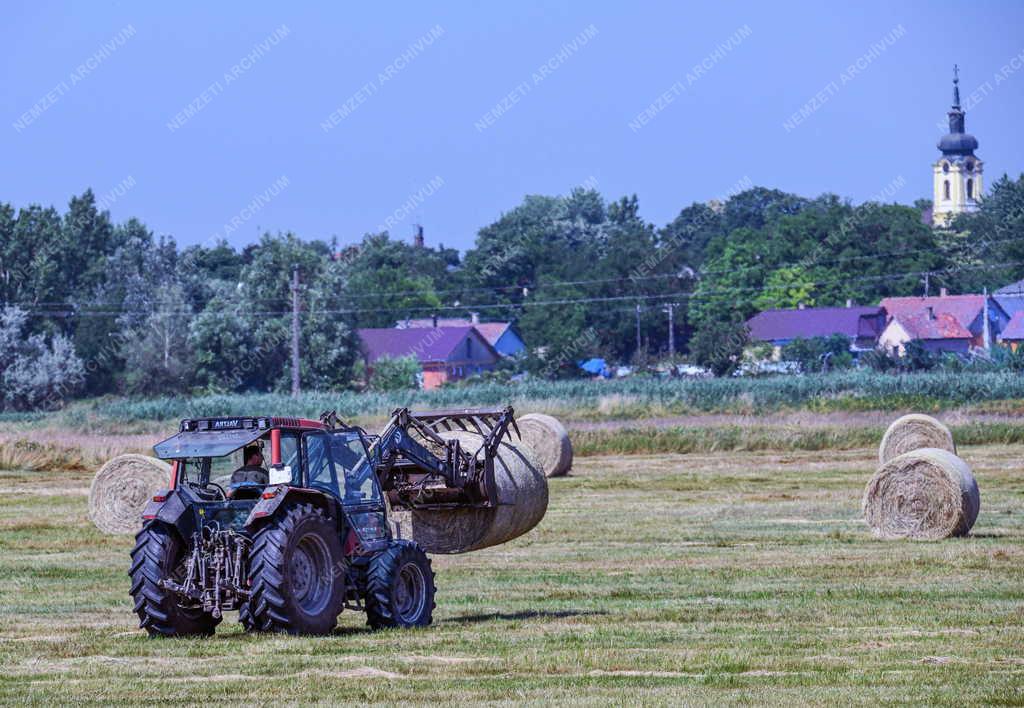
[{"left": 0, "top": 443, "right": 1022, "bottom": 705}]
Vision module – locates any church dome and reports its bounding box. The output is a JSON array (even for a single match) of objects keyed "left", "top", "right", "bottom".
[
  {"left": 938, "top": 131, "right": 978, "bottom": 155},
  {"left": 937, "top": 67, "right": 978, "bottom": 158}
]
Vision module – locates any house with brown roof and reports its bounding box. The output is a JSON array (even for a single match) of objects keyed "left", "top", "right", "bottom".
[
  {"left": 395, "top": 314, "right": 526, "bottom": 357},
  {"left": 357, "top": 326, "right": 500, "bottom": 389},
  {"left": 878, "top": 292, "right": 1009, "bottom": 353}
]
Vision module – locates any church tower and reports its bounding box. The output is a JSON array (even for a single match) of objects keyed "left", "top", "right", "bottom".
[{"left": 933, "top": 66, "right": 983, "bottom": 227}]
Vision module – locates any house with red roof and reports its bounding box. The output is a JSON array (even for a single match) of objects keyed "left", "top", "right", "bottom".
[
  {"left": 878, "top": 292, "right": 1009, "bottom": 353},
  {"left": 357, "top": 326, "right": 500, "bottom": 389},
  {"left": 395, "top": 314, "right": 526, "bottom": 357},
  {"left": 878, "top": 310, "right": 974, "bottom": 355}
]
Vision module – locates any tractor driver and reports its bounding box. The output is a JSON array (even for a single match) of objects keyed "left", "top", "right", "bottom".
[{"left": 230, "top": 444, "right": 269, "bottom": 486}]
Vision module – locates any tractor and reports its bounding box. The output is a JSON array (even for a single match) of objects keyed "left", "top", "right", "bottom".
[{"left": 130, "top": 407, "right": 519, "bottom": 636}]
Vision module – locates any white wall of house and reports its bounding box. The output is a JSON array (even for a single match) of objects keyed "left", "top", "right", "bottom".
[{"left": 878, "top": 320, "right": 910, "bottom": 355}]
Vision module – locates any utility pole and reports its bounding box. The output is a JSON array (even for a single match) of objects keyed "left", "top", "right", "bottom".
[
  {"left": 663, "top": 303, "right": 677, "bottom": 357},
  {"left": 635, "top": 303, "right": 642, "bottom": 353},
  {"left": 922, "top": 272, "right": 930, "bottom": 297},
  {"left": 983, "top": 286, "right": 991, "bottom": 352},
  {"left": 291, "top": 265, "right": 300, "bottom": 398}
]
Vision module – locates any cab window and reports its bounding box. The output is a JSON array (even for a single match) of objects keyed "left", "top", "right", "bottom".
[
  {"left": 329, "top": 431, "right": 380, "bottom": 505},
  {"left": 279, "top": 433, "right": 300, "bottom": 485},
  {"left": 304, "top": 432, "right": 338, "bottom": 495}
]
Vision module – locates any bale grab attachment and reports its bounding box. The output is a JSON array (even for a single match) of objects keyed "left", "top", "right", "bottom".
[{"left": 323, "top": 406, "right": 521, "bottom": 511}]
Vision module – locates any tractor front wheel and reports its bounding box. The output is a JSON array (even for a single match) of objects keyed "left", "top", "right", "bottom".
[
  {"left": 129, "top": 522, "right": 220, "bottom": 637},
  {"left": 365, "top": 540, "right": 435, "bottom": 629},
  {"left": 240, "top": 502, "right": 345, "bottom": 635}
]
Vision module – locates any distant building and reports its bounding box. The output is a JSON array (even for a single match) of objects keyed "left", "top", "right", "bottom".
[
  {"left": 998, "top": 311, "right": 1024, "bottom": 351},
  {"left": 357, "top": 326, "right": 500, "bottom": 389},
  {"left": 994, "top": 278, "right": 1024, "bottom": 319},
  {"left": 932, "top": 66, "right": 983, "bottom": 227},
  {"left": 396, "top": 314, "right": 526, "bottom": 357},
  {"left": 746, "top": 304, "right": 886, "bottom": 356},
  {"left": 878, "top": 311, "right": 973, "bottom": 355},
  {"left": 879, "top": 292, "right": 1009, "bottom": 353}
]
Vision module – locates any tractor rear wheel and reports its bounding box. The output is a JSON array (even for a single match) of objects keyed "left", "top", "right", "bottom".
[
  {"left": 240, "top": 502, "right": 345, "bottom": 635},
  {"left": 365, "top": 540, "right": 435, "bottom": 629},
  {"left": 129, "top": 522, "right": 220, "bottom": 637}
]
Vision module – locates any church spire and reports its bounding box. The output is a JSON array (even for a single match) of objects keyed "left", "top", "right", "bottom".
[
  {"left": 951, "top": 64, "right": 961, "bottom": 109},
  {"left": 944, "top": 65, "right": 969, "bottom": 142}
]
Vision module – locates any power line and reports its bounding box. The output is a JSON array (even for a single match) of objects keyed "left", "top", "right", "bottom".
[
  {"left": 21, "top": 259, "right": 1024, "bottom": 320},
  {"left": 15, "top": 231, "right": 1019, "bottom": 310}
]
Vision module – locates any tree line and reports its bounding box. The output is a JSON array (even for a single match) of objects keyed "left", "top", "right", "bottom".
[{"left": 1, "top": 174, "right": 1022, "bottom": 408}]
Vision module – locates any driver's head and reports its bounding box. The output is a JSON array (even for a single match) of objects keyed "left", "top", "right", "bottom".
[{"left": 243, "top": 445, "right": 263, "bottom": 467}]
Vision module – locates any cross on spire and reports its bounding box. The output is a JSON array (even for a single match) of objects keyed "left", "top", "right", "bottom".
[{"left": 952, "top": 64, "right": 961, "bottom": 109}]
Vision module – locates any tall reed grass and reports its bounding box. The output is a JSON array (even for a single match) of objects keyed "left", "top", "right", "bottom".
[
  {"left": 75, "top": 371, "right": 1024, "bottom": 424},
  {"left": 571, "top": 421, "right": 1024, "bottom": 457}
]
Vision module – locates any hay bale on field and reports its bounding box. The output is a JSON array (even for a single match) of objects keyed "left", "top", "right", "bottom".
[
  {"left": 394, "top": 430, "right": 548, "bottom": 554},
  {"left": 517, "top": 413, "right": 573, "bottom": 478},
  {"left": 88, "top": 454, "right": 170, "bottom": 535},
  {"left": 862, "top": 448, "right": 980, "bottom": 540},
  {"left": 878, "top": 414, "right": 956, "bottom": 465}
]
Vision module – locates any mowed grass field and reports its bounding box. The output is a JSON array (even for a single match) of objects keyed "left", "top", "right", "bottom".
[{"left": 1, "top": 446, "right": 1023, "bottom": 705}]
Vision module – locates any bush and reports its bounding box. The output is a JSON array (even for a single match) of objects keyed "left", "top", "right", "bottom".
[
  {"left": 689, "top": 319, "right": 749, "bottom": 377},
  {"left": 781, "top": 335, "right": 854, "bottom": 373},
  {"left": 0, "top": 307, "right": 85, "bottom": 410},
  {"left": 863, "top": 342, "right": 939, "bottom": 373},
  {"left": 369, "top": 355, "right": 421, "bottom": 391}
]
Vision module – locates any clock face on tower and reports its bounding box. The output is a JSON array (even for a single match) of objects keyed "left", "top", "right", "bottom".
[
  {"left": 965, "top": 161, "right": 974, "bottom": 172},
  {"left": 942, "top": 162, "right": 949, "bottom": 173}
]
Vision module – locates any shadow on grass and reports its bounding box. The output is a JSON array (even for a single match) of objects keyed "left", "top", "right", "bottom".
[{"left": 443, "top": 609, "right": 607, "bottom": 624}]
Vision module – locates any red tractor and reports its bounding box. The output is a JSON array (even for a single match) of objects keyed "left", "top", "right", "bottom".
[{"left": 130, "top": 407, "right": 518, "bottom": 636}]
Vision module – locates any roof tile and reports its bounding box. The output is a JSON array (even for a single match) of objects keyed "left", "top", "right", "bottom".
[
  {"left": 892, "top": 311, "right": 972, "bottom": 340},
  {"left": 879, "top": 295, "right": 986, "bottom": 332}
]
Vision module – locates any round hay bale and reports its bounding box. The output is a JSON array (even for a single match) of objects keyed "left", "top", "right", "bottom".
[
  {"left": 862, "top": 447, "right": 980, "bottom": 540},
  {"left": 517, "top": 413, "right": 573, "bottom": 478},
  {"left": 397, "top": 430, "right": 548, "bottom": 554},
  {"left": 88, "top": 454, "right": 170, "bottom": 535},
  {"left": 879, "top": 413, "right": 955, "bottom": 465}
]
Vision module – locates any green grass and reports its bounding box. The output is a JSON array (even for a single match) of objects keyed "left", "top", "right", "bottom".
[
  {"left": 51, "top": 370, "right": 1024, "bottom": 429},
  {"left": 1, "top": 445, "right": 1022, "bottom": 704}
]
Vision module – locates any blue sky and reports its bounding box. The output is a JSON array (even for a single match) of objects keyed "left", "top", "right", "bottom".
[{"left": 3, "top": 1, "right": 1023, "bottom": 252}]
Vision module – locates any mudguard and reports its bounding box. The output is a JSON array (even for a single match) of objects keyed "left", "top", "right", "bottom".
[
  {"left": 140, "top": 489, "right": 197, "bottom": 538},
  {"left": 244, "top": 486, "right": 340, "bottom": 529},
  {"left": 244, "top": 484, "right": 288, "bottom": 525}
]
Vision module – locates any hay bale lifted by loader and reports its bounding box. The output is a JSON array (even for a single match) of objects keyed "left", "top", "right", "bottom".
[{"left": 127, "top": 406, "right": 546, "bottom": 637}]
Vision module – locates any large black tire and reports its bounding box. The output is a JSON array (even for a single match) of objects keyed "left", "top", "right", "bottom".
[
  {"left": 240, "top": 502, "right": 345, "bottom": 635},
  {"left": 129, "top": 522, "right": 221, "bottom": 637},
  {"left": 365, "top": 540, "right": 435, "bottom": 629}
]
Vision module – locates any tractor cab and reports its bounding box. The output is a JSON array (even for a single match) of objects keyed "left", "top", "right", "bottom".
[{"left": 150, "top": 416, "right": 388, "bottom": 545}]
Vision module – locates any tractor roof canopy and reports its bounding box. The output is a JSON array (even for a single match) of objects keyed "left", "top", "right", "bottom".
[
  {"left": 154, "top": 428, "right": 265, "bottom": 460},
  {"left": 153, "top": 416, "right": 325, "bottom": 460}
]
